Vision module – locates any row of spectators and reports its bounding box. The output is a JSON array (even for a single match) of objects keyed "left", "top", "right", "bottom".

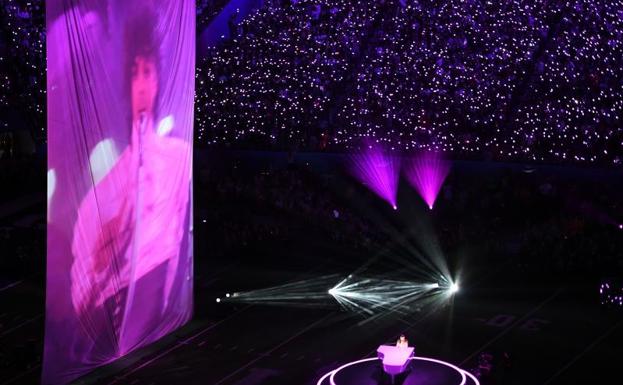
[
  {"left": 0, "top": 0, "right": 45, "bottom": 142},
  {"left": 196, "top": 0, "right": 380, "bottom": 148},
  {"left": 196, "top": 162, "right": 387, "bottom": 258},
  {"left": 195, "top": 0, "right": 623, "bottom": 164},
  {"left": 196, "top": 156, "right": 623, "bottom": 278},
  {"left": 197, "top": 0, "right": 232, "bottom": 29},
  {"left": 435, "top": 166, "right": 623, "bottom": 277}
]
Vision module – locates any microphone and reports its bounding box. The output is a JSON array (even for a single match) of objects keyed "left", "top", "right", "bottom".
[
  {"left": 138, "top": 113, "right": 146, "bottom": 167},
  {"left": 139, "top": 113, "right": 146, "bottom": 130}
]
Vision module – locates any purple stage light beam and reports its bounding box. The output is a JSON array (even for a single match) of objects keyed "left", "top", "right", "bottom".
[
  {"left": 405, "top": 151, "right": 450, "bottom": 210},
  {"left": 349, "top": 143, "right": 400, "bottom": 210}
]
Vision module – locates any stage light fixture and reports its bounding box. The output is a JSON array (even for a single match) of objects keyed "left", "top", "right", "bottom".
[
  {"left": 348, "top": 143, "right": 400, "bottom": 209},
  {"left": 449, "top": 282, "right": 459, "bottom": 294},
  {"left": 218, "top": 274, "right": 342, "bottom": 307},
  {"left": 405, "top": 151, "right": 450, "bottom": 211}
]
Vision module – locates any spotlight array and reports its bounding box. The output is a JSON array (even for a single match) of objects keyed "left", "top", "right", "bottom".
[
  {"left": 328, "top": 274, "right": 459, "bottom": 316},
  {"left": 350, "top": 147, "right": 450, "bottom": 210},
  {"left": 404, "top": 151, "right": 451, "bottom": 210},
  {"left": 217, "top": 273, "right": 461, "bottom": 318},
  {"left": 348, "top": 143, "right": 400, "bottom": 210}
]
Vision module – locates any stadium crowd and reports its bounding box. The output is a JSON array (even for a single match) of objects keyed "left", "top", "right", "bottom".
[
  {"left": 196, "top": 157, "right": 623, "bottom": 279},
  {"left": 0, "top": 0, "right": 45, "bottom": 143},
  {"left": 1, "top": 0, "right": 622, "bottom": 164},
  {"left": 195, "top": 0, "right": 623, "bottom": 164},
  {"left": 0, "top": 0, "right": 620, "bottom": 284},
  {"left": 0, "top": 0, "right": 621, "bottom": 381}
]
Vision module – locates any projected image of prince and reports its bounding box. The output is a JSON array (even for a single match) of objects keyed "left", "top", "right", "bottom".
[{"left": 70, "top": 5, "right": 191, "bottom": 353}]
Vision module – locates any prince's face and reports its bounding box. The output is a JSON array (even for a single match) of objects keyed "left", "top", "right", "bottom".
[{"left": 131, "top": 55, "right": 158, "bottom": 122}]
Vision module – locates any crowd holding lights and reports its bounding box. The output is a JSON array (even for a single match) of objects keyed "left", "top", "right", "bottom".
[
  {"left": 195, "top": 0, "right": 623, "bottom": 164},
  {"left": 197, "top": 0, "right": 232, "bottom": 30},
  {"left": 506, "top": 1, "right": 623, "bottom": 163},
  {"left": 337, "top": 0, "right": 552, "bottom": 153},
  {"left": 195, "top": 0, "right": 380, "bottom": 147},
  {"left": 0, "top": 0, "right": 45, "bottom": 139},
  {"left": 600, "top": 280, "right": 623, "bottom": 308},
  {"left": 1, "top": 1, "right": 622, "bottom": 163}
]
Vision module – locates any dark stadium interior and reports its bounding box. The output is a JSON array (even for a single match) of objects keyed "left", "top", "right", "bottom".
[{"left": 1, "top": 0, "right": 622, "bottom": 385}]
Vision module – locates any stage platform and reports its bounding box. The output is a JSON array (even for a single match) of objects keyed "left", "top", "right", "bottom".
[{"left": 317, "top": 356, "right": 479, "bottom": 385}]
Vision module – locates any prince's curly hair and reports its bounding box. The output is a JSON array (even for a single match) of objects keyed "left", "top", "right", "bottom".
[{"left": 123, "top": 4, "right": 161, "bottom": 123}]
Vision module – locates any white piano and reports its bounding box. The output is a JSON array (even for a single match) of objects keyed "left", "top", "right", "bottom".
[{"left": 377, "top": 345, "right": 414, "bottom": 383}]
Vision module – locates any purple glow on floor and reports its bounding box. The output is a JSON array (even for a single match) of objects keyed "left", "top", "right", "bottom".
[
  {"left": 405, "top": 151, "right": 450, "bottom": 210},
  {"left": 349, "top": 144, "right": 400, "bottom": 209},
  {"left": 316, "top": 356, "right": 478, "bottom": 385}
]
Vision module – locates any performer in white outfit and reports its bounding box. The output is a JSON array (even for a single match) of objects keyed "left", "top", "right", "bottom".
[
  {"left": 396, "top": 334, "right": 409, "bottom": 348},
  {"left": 69, "top": 6, "right": 190, "bottom": 355}
]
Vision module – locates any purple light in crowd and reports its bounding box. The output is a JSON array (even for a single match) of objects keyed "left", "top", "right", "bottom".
[
  {"left": 405, "top": 151, "right": 450, "bottom": 210},
  {"left": 600, "top": 280, "right": 623, "bottom": 307},
  {"left": 6, "top": 0, "right": 623, "bottom": 164},
  {"left": 349, "top": 143, "right": 400, "bottom": 210},
  {"left": 191, "top": 0, "right": 623, "bottom": 164}
]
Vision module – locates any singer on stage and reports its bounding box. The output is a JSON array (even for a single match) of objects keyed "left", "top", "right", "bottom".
[
  {"left": 396, "top": 334, "right": 409, "bottom": 348},
  {"left": 69, "top": 5, "right": 191, "bottom": 355}
]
